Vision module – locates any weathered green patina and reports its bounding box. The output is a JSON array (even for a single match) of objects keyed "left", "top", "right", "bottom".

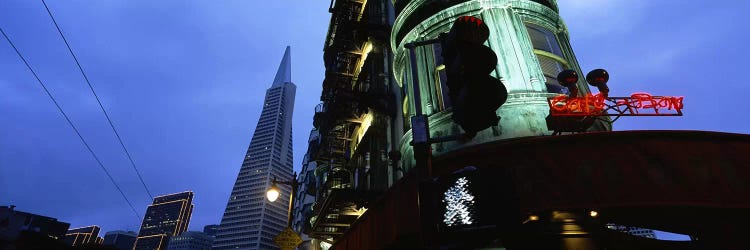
[{"left": 392, "top": 0, "right": 611, "bottom": 171}]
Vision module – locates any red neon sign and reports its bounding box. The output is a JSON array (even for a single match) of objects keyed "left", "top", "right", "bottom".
[{"left": 548, "top": 92, "right": 684, "bottom": 117}]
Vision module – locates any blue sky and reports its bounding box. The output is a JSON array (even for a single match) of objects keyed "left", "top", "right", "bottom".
[{"left": 1, "top": 0, "right": 748, "bottom": 240}]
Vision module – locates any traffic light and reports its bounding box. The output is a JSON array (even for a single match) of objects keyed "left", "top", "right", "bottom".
[{"left": 441, "top": 16, "right": 508, "bottom": 137}]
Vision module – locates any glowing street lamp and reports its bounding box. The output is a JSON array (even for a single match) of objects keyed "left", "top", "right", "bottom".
[
  {"left": 266, "top": 182, "right": 281, "bottom": 202},
  {"left": 589, "top": 210, "right": 599, "bottom": 217},
  {"left": 265, "top": 173, "right": 300, "bottom": 228}
]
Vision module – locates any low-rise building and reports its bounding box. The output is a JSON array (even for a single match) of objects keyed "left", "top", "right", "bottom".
[
  {"left": 63, "top": 225, "right": 102, "bottom": 246},
  {"left": 103, "top": 230, "right": 137, "bottom": 250},
  {"left": 0, "top": 205, "right": 70, "bottom": 248},
  {"left": 167, "top": 231, "right": 213, "bottom": 250}
]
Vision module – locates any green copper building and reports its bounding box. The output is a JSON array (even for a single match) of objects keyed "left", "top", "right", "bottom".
[
  {"left": 305, "top": 1, "right": 750, "bottom": 249},
  {"left": 391, "top": 0, "right": 610, "bottom": 170}
]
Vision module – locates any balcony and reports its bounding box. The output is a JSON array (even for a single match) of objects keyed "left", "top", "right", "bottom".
[
  {"left": 313, "top": 103, "right": 328, "bottom": 129},
  {"left": 325, "top": 0, "right": 368, "bottom": 49},
  {"left": 309, "top": 186, "right": 365, "bottom": 239},
  {"left": 307, "top": 0, "right": 395, "bottom": 244}
]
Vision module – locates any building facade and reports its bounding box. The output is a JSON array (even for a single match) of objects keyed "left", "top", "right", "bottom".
[
  {"left": 298, "top": 0, "right": 611, "bottom": 248},
  {"left": 213, "top": 46, "right": 296, "bottom": 250},
  {"left": 202, "top": 225, "right": 218, "bottom": 237},
  {"left": 299, "top": 0, "right": 750, "bottom": 249},
  {"left": 63, "top": 225, "right": 102, "bottom": 246},
  {"left": 300, "top": 0, "right": 402, "bottom": 247},
  {"left": 134, "top": 191, "right": 194, "bottom": 250},
  {"left": 103, "top": 230, "right": 137, "bottom": 250},
  {"left": 168, "top": 231, "right": 214, "bottom": 250},
  {"left": 290, "top": 129, "right": 320, "bottom": 250},
  {"left": 301, "top": 0, "right": 611, "bottom": 247},
  {"left": 391, "top": 0, "right": 609, "bottom": 170}
]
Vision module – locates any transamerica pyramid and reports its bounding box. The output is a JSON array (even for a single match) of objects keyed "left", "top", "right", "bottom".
[{"left": 213, "top": 46, "right": 296, "bottom": 250}]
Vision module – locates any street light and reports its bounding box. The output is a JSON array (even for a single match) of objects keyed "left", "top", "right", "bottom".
[
  {"left": 266, "top": 173, "right": 300, "bottom": 228},
  {"left": 589, "top": 210, "right": 599, "bottom": 218},
  {"left": 267, "top": 182, "right": 281, "bottom": 202}
]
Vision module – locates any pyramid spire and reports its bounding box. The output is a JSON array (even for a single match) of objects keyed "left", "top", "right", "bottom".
[{"left": 272, "top": 46, "right": 291, "bottom": 86}]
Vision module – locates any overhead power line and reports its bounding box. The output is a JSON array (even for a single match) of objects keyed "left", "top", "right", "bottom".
[
  {"left": 41, "top": 0, "right": 154, "bottom": 200},
  {"left": 0, "top": 27, "right": 142, "bottom": 221}
]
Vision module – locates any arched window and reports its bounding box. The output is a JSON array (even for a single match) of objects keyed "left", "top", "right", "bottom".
[
  {"left": 432, "top": 43, "right": 452, "bottom": 110},
  {"left": 526, "top": 23, "right": 570, "bottom": 94}
]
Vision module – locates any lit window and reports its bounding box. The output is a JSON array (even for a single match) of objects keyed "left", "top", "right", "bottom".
[
  {"left": 432, "top": 43, "right": 452, "bottom": 111},
  {"left": 527, "top": 24, "right": 562, "bottom": 56},
  {"left": 526, "top": 23, "right": 571, "bottom": 94}
]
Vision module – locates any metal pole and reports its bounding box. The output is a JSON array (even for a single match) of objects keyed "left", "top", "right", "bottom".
[
  {"left": 287, "top": 172, "right": 297, "bottom": 228},
  {"left": 405, "top": 37, "right": 444, "bottom": 175},
  {"left": 407, "top": 44, "right": 431, "bottom": 176},
  {"left": 407, "top": 42, "right": 436, "bottom": 250},
  {"left": 408, "top": 45, "right": 423, "bottom": 116},
  {"left": 406, "top": 37, "right": 466, "bottom": 250}
]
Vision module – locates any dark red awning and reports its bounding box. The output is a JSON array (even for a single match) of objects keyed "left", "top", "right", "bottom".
[{"left": 332, "top": 130, "right": 750, "bottom": 249}]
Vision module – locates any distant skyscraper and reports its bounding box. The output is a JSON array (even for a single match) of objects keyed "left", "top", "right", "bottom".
[
  {"left": 202, "top": 225, "right": 219, "bottom": 237},
  {"left": 134, "top": 191, "right": 194, "bottom": 250},
  {"left": 168, "top": 231, "right": 214, "bottom": 250},
  {"left": 213, "top": 46, "right": 296, "bottom": 250},
  {"left": 103, "top": 230, "right": 137, "bottom": 250},
  {"left": 63, "top": 225, "right": 102, "bottom": 246}
]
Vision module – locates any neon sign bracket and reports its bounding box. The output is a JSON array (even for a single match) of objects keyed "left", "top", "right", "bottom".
[{"left": 547, "top": 92, "right": 684, "bottom": 133}]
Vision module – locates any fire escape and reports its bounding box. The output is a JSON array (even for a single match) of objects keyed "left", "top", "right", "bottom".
[{"left": 307, "top": 0, "right": 371, "bottom": 242}]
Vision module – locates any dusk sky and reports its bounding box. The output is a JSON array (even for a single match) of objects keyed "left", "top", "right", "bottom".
[{"left": 2, "top": 0, "right": 748, "bottom": 240}]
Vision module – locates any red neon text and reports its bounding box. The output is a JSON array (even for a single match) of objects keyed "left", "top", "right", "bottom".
[
  {"left": 617, "top": 92, "right": 684, "bottom": 114},
  {"left": 549, "top": 93, "right": 606, "bottom": 114},
  {"left": 548, "top": 92, "right": 684, "bottom": 117}
]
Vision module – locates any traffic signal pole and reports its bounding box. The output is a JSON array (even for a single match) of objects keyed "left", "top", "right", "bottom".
[
  {"left": 405, "top": 37, "right": 450, "bottom": 178},
  {"left": 406, "top": 37, "right": 467, "bottom": 250},
  {"left": 405, "top": 36, "right": 458, "bottom": 166},
  {"left": 405, "top": 16, "right": 507, "bottom": 249},
  {"left": 406, "top": 41, "right": 438, "bottom": 250}
]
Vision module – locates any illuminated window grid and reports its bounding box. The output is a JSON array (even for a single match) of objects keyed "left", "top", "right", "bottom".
[
  {"left": 65, "top": 225, "right": 100, "bottom": 246},
  {"left": 145, "top": 197, "right": 192, "bottom": 236},
  {"left": 134, "top": 234, "right": 166, "bottom": 249},
  {"left": 135, "top": 191, "right": 194, "bottom": 250}
]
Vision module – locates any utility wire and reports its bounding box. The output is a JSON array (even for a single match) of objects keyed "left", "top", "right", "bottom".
[
  {"left": 41, "top": 0, "right": 154, "bottom": 200},
  {"left": 0, "top": 27, "right": 142, "bottom": 221}
]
